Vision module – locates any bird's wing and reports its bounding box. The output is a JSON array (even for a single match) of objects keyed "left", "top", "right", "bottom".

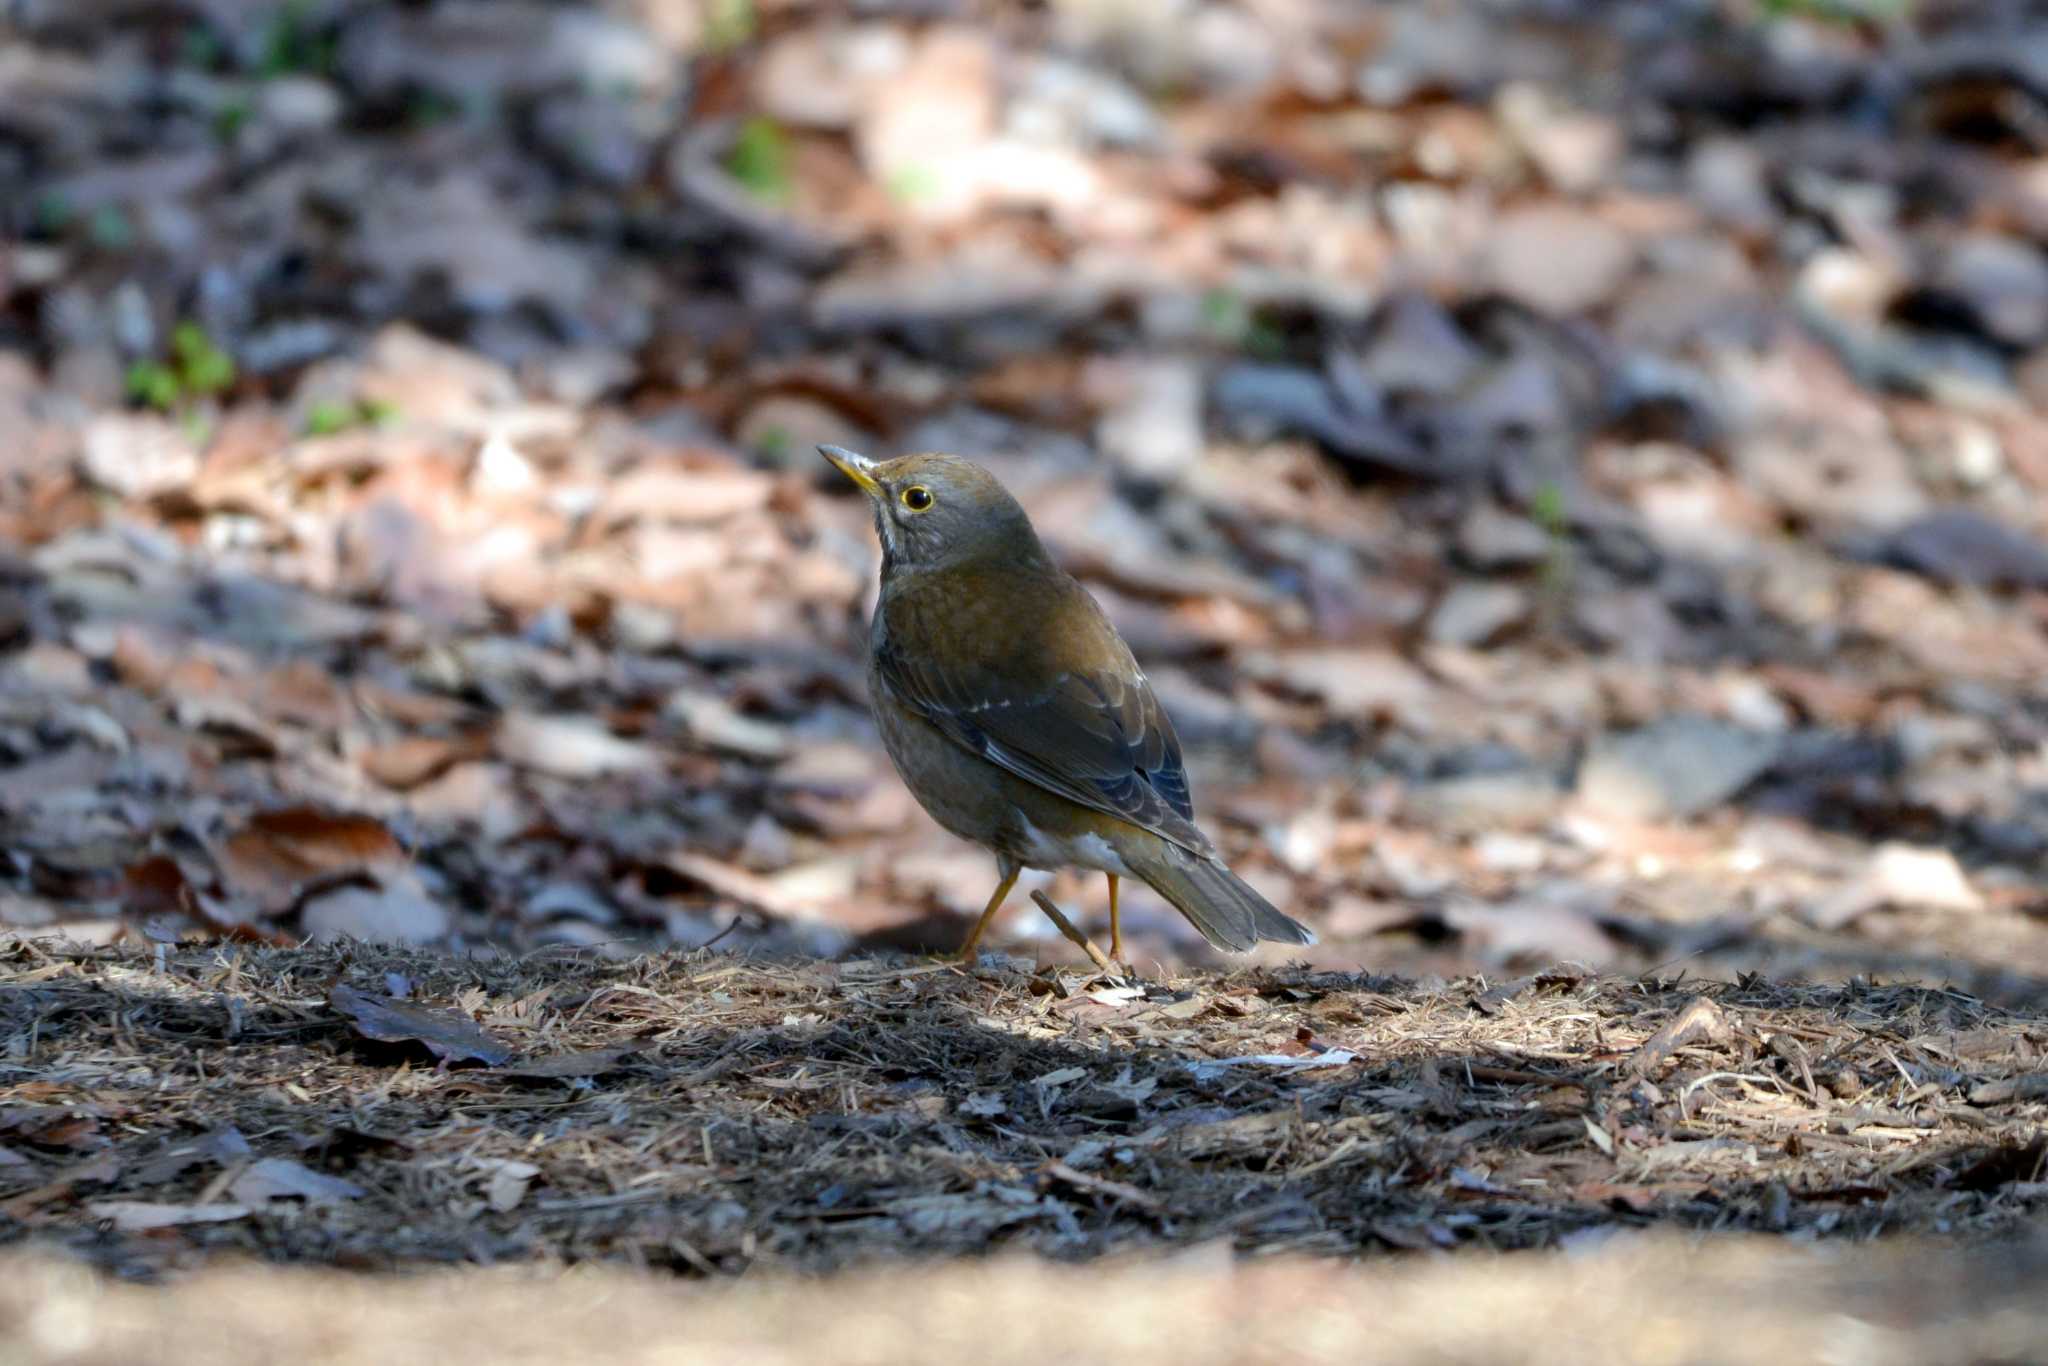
[{"left": 875, "top": 570, "right": 1208, "bottom": 855}]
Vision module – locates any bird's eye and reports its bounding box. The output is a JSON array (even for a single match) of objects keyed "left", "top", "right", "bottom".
[{"left": 900, "top": 485, "right": 934, "bottom": 512}]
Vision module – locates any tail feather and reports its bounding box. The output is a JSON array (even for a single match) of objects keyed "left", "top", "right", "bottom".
[{"left": 1127, "top": 843, "right": 1316, "bottom": 952}]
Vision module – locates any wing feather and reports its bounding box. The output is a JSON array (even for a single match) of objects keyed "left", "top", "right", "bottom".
[{"left": 875, "top": 569, "right": 1206, "bottom": 855}]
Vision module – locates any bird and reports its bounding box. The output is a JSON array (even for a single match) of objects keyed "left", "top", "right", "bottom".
[{"left": 820, "top": 443, "right": 1316, "bottom": 965}]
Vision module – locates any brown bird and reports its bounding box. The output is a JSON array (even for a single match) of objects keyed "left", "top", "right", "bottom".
[{"left": 821, "top": 444, "right": 1316, "bottom": 964}]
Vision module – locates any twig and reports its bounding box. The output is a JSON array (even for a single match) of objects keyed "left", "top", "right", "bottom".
[
  {"left": 1039, "top": 1160, "right": 1162, "bottom": 1212},
  {"left": 1029, "top": 890, "right": 1118, "bottom": 974},
  {"left": 696, "top": 915, "right": 745, "bottom": 951}
]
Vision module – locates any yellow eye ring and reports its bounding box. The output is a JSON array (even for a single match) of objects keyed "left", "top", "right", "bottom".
[{"left": 900, "top": 485, "right": 934, "bottom": 511}]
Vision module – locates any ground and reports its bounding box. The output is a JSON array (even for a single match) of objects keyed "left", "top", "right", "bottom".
[
  {"left": 5, "top": 0, "right": 2048, "bottom": 1355},
  {"left": 3, "top": 936, "right": 2046, "bottom": 1356}
]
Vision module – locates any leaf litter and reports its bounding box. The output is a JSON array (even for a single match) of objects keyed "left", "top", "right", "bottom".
[
  {"left": 5, "top": 0, "right": 2048, "bottom": 1352},
  {"left": 0, "top": 0, "right": 2045, "bottom": 1015},
  {"left": 3, "top": 935, "right": 2044, "bottom": 1284}
]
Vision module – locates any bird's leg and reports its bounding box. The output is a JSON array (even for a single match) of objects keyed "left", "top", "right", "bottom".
[
  {"left": 957, "top": 860, "right": 1021, "bottom": 962},
  {"left": 1107, "top": 874, "right": 1122, "bottom": 964}
]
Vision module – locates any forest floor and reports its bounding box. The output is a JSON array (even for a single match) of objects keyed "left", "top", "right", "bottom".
[
  {"left": 7, "top": 0, "right": 2048, "bottom": 1356},
  {"left": 3, "top": 935, "right": 2046, "bottom": 1360}
]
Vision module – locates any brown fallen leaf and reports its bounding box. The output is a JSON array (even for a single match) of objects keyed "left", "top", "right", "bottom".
[
  {"left": 119, "top": 856, "right": 199, "bottom": 921},
  {"left": 350, "top": 680, "right": 477, "bottom": 728},
  {"left": 256, "top": 660, "right": 349, "bottom": 730},
  {"left": 1627, "top": 996, "right": 1730, "bottom": 1076},
  {"left": 663, "top": 851, "right": 811, "bottom": 921},
  {"left": 0, "top": 1108, "right": 108, "bottom": 1152},
  {"left": 357, "top": 730, "right": 494, "bottom": 790},
  {"left": 328, "top": 984, "right": 513, "bottom": 1066},
  {"left": 216, "top": 807, "right": 406, "bottom": 910}
]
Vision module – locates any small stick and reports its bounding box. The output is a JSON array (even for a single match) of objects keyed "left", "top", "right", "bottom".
[{"left": 1029, "top": 890, "right": 1119, "bottom": 975}]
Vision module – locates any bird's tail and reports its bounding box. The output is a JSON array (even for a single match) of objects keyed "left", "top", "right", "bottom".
[{"left": 1125, "top": 839, "right": 1316, "bottom": 952}]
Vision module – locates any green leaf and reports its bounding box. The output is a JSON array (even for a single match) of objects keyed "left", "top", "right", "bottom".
[
  {"left": 726, "top": 116, "right": 794, "bottom": 203},
  {"left": 215, "top": 97, "right": 252, "bottom": 143},
  {"left": 259, "top": 0, "right": 318, "bottom": 77},
  {"left": 1530, "top": 482, "right": 1569, "bottom": 539},
  {"left": 303, "top": 400, "right": 354, "bottom": 437},
  {"left": 171, "top": 323, "right": 236, "bottom": 396},
  {"left": 126, "top": 362, "right": 182, "bottom": 411}
]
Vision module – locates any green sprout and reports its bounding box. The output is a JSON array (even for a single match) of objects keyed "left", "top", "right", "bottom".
[
  {"left": 1529, "top": 480, "right": 1575, "bottom": 626},
  {"left": 172, "top": 323, "right": 236, "bottom": 396},
  {"left": 726, "top": 116, "right": 793, "bottom": 203},
  {"left": 1530, "top": 481, "right": 1569, "bottom": 540},
  {"left": 259, "top": 1, "right": 335, "bottom": 77},
  {"left": 303, "top": 400, "right": 354, "bottom": 437},
  {"left": 126, "top": 322, "right": 237, "bottom": 412},
  {"left": 215, "top": 97, "right": 253, "bottom": 144},
  {"left": 125, "top": 362, "right": 183, "bottom": 412},
  {"left": 302, "top": 396, "right": 399, "bottom": 436}
]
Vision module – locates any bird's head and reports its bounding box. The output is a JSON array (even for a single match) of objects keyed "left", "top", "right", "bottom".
[{"left": 819, "top": 446, "right": 1046, "bottom": 575}]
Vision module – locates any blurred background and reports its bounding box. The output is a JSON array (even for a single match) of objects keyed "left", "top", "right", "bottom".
[{"left": 3, "top": 0, "right": 2048, "bottom": 1000}]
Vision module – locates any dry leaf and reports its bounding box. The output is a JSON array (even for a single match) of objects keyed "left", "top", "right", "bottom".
[
  {"left": 497, "top": 713, "right": 660, "bottom": 780},
  {"left": 328, "top": 984, "right": 513, "bottom": 1066},
  {"left": 358, "top": 731, "right": 493, "bottom": 789},
  {"left": 228, "top": 1157, "right": 365, "bottom": 1206},
  {"left": 663, "top": 851, "right": 812, "bottom": 920},
  {"left": 216, "top": 807, "right": 406, "bottom": 910},
  {"left": 1628, "top": 997, "right": 1729, "bottom": 1076},
  {"left": 120, "top": 856, "right": 199, "bottom": 920}
]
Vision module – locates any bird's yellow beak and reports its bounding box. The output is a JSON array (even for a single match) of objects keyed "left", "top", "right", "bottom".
[{"left": 818, "top": 444, "right": 883, "bottom": 497}]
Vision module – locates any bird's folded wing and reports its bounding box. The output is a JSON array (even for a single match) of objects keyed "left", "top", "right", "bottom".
[{"left": 876, "top": 635, "right": 1209, "bottom": 856}]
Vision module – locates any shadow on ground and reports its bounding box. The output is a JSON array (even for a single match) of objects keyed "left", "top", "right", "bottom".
[{"left": 3, "top": 937, "right": 2043, "bottom": 1280}]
